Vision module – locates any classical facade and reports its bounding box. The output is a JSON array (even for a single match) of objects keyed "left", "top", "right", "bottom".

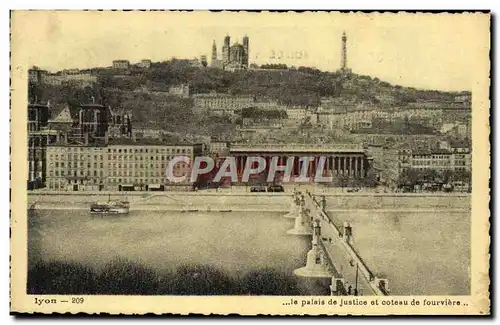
[{"left": 229, "top": 143, "right": 371, "bottom": 184}]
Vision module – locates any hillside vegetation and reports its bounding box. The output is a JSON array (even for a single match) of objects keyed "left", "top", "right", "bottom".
[{"left": 29, "top": 59, "right": 469, "bottom": 133}]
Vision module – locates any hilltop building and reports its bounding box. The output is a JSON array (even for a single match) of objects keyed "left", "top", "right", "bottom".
[
  {"left": 138, "top": 59, "right": 152, "bottom": 69},
  {"left": 112, "top": 60, "right": 130, "bottom": 69},
  {"left": 28, "top": 66, "right": 97, "bottom": 88},
  {"left": 211, "top": 35, "right": 249, "bottom": 70}
]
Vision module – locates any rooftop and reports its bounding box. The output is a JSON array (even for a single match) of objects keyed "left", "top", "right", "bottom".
[
  {"left": 107, "top": 138, "right": 198, "bottom": 147},
  {"left": 230, "top": 143, "right": 365, "bottom": 153}
]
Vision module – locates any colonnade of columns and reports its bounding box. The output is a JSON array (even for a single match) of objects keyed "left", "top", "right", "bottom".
[{"left": 233, "top": 154, "right": 367, "bottom": 179}]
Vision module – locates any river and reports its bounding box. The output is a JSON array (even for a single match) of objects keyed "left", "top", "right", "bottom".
[{"left": 29, "top": 208, "right": 469, "bottom": 295}]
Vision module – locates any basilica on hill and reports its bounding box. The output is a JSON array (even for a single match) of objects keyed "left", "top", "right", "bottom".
[{"left": 211, "top": 35, "right": 249, "bottom": 71}]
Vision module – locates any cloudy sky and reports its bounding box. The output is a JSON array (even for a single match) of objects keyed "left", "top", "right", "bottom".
[{"left": 12, "top": 11, "right": 489, "bottom": 91}]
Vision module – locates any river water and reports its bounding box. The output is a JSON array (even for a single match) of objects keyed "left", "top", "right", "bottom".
[{"left": 29, "top": 208, "right": 470, "bottom": 295}]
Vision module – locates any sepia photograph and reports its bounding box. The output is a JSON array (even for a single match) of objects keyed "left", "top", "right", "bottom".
[{"left": 10, "top": 10, "right": 490, "bottom": 315}]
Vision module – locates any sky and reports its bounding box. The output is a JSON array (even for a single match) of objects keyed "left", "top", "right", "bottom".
[{"left": 11, "top": 11, "right": 490, "bottom": 91}]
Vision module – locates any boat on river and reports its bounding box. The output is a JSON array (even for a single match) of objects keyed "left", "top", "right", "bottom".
[{"left": 90, "top": 195, "right": 130, "bottom": 215}]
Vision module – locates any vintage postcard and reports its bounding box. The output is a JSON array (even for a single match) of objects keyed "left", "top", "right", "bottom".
[{"left": 10, "top": 11, "right": 490, "bottom": 315}]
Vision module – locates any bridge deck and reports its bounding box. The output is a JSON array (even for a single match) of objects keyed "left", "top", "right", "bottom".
[{"left": 303, "top": 192, "right": 388, "bottom": 296}]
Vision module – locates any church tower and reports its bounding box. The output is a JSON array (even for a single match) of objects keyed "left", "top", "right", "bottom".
[
  {"left": 242, "top": 35, "right": 249, "bottom": 67},
  {"left": 211, "top": 40, "right": 217, "bottom": 66},
  {"left": 222, "top": 35, "right": 231, "bottom": 65}
]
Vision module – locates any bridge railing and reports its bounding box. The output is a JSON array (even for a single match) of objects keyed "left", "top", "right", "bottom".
[{"left": 304, "top": 191, "right": 389, "bottom": 296}]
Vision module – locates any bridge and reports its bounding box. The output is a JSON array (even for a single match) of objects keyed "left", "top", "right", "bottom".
[{"left": 285, "top": 190, "right": 389, "bottom": 296}]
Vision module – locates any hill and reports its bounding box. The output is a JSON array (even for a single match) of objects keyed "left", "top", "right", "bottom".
[{"left": 28, "top": 59, "right": 470, "bottom": 136}]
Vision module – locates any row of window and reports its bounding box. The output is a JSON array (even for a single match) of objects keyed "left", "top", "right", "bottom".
[
  {"left": 49, "top": 162, "right": 188, "bottom": 169},
  {"left": 49, "top": 169, "right": 189, "bottom": 178},
  {"left": 49, "top": 170, "right": 105, "bottom": 177},
  {"left": 48, "top": 147, "right": 193, "bottom": 154},
  {"left": 413, "top": 161, "right": 451, "bottom": 166},
  {"left": 48, "top": 154, "right": 189, "bottom": 161},
  {"left": 108, "top": 178, "right": 165, "bottom": 184}
]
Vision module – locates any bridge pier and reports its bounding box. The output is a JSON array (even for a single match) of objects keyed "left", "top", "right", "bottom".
[
  {"left": 294, "top": 219, "right": 334, "bottom": 277},
  {"left": 289, "top": 191, "right": 390, "bottom": 296},
  {"left": 287, "top": 204, "right": 313, "bottom": 235},
  {"left": 284, "top": 191, "right": 302, "bottom": 219},
  {"left": 330, "top": 277, "right": 347, "bottom": 296}
]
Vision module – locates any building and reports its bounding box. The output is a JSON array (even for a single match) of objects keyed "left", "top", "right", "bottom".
[
  {"left": 193, "top": 93, "right": 254, "bottom": 115},
  {"left": 210, "top": 39, "right": 225, "bottom": 68},
  {"left": 229, "top": 143, "right": 370, "bottom": 184},
  {"left": 28, "top": 103, "right": 60, "bottom": 189},
  {"left": 28, "top": 66, "right": 43, "bottom": 84},
  {"left": 286, "top": 107, "right": 307, "bottom": 120},
  {"left": 74, "top": 103, "right": 111, "bottom": 142},
  {"left": 211, "top": 40, "right": 218, "bottom": 66},
  {"left": 29, "top": 66, "right": 97, "bottom": 87},
  {"left": 208, "top": 141, "right": 230, "bottom": 156},
  {"left": 168, "top": 84, "right": 190, "bottom": 98},
  {"left": 200, "top": 55, "right": 208, "bottom": 67},
  {"left": 216, "top": 34, "right": 249, "bottom": 70},
  {"left": 48, "top": 105, "right": 75, "bottom": 133},
  {"left": 45, "top": 140, "right": 204, "bottom": 192},
  {"left": 132, "top": 127, "right": 166, "bottom": 139},
  {"left": 397, "top": 141, "right": 472, "bottom": 175},
  {"left": 112, "top": 60, "right": 130, "bottom": 69},
  {"left": 138, "top": 59, "right": 152, "bottom": 69},
  {"left": 108, "top": 108, "right": 133, "bottom": 139}
]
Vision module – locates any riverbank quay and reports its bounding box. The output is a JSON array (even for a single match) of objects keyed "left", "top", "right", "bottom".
[{"left": 28, "top": 189, "right": 470, "bottom": 212}]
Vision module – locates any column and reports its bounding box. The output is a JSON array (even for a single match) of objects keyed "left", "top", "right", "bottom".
[
  {"left": 354, "top": 156, "right": 359, "bottom": 178},
  {"left": 334, "top": 156, "right": 338, "bottom": 176},
  {"left": 360, "top": 157, "right": 365, "bottom": 178},
  {"left": 349, "top": 157, "right": 356, "bottom": 177}
]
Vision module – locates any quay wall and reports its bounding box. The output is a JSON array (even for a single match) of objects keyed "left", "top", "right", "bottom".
[{"left": 28, "top": 191, "right": 471, "bottom": 211}]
